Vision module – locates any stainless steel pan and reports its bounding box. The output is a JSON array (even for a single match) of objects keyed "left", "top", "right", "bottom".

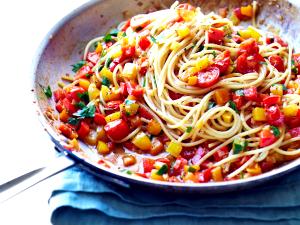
[{"left": 30, "top": 0, "right": 300, "bottom": 193}]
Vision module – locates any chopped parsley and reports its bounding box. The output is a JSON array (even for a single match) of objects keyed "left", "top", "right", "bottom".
[
  {"left": 77, "top": 91, "right": 89, "bottom": 102},
  {"left": 103, "top": 33, "right": 113, "bottom": 42},
  {"left": 212, "top": 51, "right": 217, "bottom": 58},
  {"left": 102, "top": 77, "right": 110, "bottom": 87},
  {"left": 75, "top": 101, "right": 86, "bottom": 109},
  {"left": 235, "top": 89, "right": 244, "bottom": 96},
  {"left": 270, "top": 126, "right": 280, "bottom": 137},
  {"left": 271, "top": 83, "right": 287, "bottom": 91},
  {"left": 42, "top": 85, "right": 52, "bottom": 98},
  {"left": 233, "top": 138, "right": 248, "bottom": 154},
  {"left": 67, "top": 117, "right": 80, "bottom": 126},
  {"left": 188, "top": 166, "right": 197, "bottom": 173},
  {"left": 105, "top": 57, "right": 112, "bottom": 68},
  {"left": 73, "top": 103, "right": 96, "bottom": 119},
  {"left": 186, "top": 126, "right": 193, "bottom": 133},
  {"left": 156, "top": 164, "right": 168, "bottom": 175},
  {"left": 71, "top": 60, "right": 86, "bottom": 73},
  {"left": 208, "top": 101, "right": 216, "bottom": 109},
  {"left": 150, "top": 35, "right": 157, "bottom": 43},
  {"left": 292, "top": 60, "right": 299, "bottom": 74},
  {"left": 229, "top": 100, "right": 238, "bottom": 113}
]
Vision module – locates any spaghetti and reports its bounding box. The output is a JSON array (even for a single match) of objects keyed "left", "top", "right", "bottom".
[{"left": 52, "top": 1, "right": 300, "bottom": 183}]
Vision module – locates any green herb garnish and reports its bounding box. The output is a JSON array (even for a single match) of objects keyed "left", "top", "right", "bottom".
[
  {"left": 75, "top": 101, "right": 86, "bottom": 109},
  {"left": 73, "top": 103, "right": 96, "bottom": 119},
  {"left": 270, "top": 126, "right": 280, "bottom": 137},
  {"left": 103, "top": 33, "right": 112, "bottom": 42},
  {"left": 229, "top": 100, "right": 238, "bottom": 113},
  {"left": 67, "top": 117, "right": 80, "bottom": 126},
  {"left": 71, "top": 60, "right": 86, "bottom": 73},
  {"left": 43, "top": 85, "right": 52, "bottom": 98},
  {"left": 188, "top": 166, "right": 197, "bottom": 173},
  {"left": 208, "top": 101, "right": 216, "bottom": 109},
  {"left": 186, "top": 126, "right": 193, "bottom": 133},
  {"left": 77, "top": 91, "right": 89, "bottom": 102},
  {"left": 109, "top": 28, "right": 119, "bottom": 37},
  {"left": 105, "top": 57, "right": 112, "bottom": 68},
  {"left": 102, "top": 77, "right": 110, "bottom": 87},
  {"left": 235, "top": 89, "right": 244, "bottom": 96},
  {"left": 233, "top": 138, "right": 248, "bottom": 154},
  {"left": 156, "top": 164, "right": 168, "bottom": 175},
  {"left": 212, "top": 51, "right": 217, "bottom": 58},
  {"left": 150, "top": 35, "right": 157, "bottom": 43}
]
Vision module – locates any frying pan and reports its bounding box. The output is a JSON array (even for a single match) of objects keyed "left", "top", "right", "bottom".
[{"left": 31, "top": 0, "right": 300, "bottom": 193}]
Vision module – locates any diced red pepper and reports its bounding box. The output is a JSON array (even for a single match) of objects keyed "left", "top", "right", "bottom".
[
  {"left": 125, "top": 81, "right": 144, "bottom": 98},
  {"left": 214, "top": 50, "right": 230, "bottom": 74},
  {"left": 238, "top": 38, "right": 259, "bottom": 56},
  {"left": 293, "top": 53, "right": 300, "bottom": 74},
  {"left": 109, "top": 58, "right": 120, "bottom": 72},
  {"left": 196, "top": 66, "right": 220, "bottom": 88},
  {"left": 121, "top": 20, "right": 131, "bottom": 32},
  {"left": 233, "top": 7, "right": 250, "bottom": 21},
  {"left": 263, "top": 95, "right": 281, "bottom": 107},
  {"left": 208, "top": 28, "right": 225, "bottom": 45},
  {"left": 55, "top": 100, "right": 64, "bottom": 113},
  {"left": 124, "top": 141, "right": 137, "bottom": 151},
  {"left": 236, "top": 53, "right": 264, "bottom": 74},
  {"left": 259, "top": 129, "right": 277, "bottom": 147},
  {"left": 274, "top": 36, "right": 288, "bottom": 47},
  {"left": 62, "top": 98, "right": 76, "bottom": 114},
  {"left": 74, "top": 65, "right": 93, "bottom": 80},
  {"left": 180, "top": 147, "right": 196, "bottom": 160},
  {"left": 77, "top": 121, "right": 90, "bottom": 139},
  {"left": 232, "top": 93, "right": 244, "bottom": 110},
  {"left": 138, "top": 107, "right": 153, "bottom": 120},
  {"left": 155, "top": 158, "right": 171, "bottom": 168},
  {"left": 121, "top": 46, "right": 136, "bottom": 61},
  {"left": 87, "top": 52, "right": 100, "bottom": 65},
  {"left": 213, "top": 146, "right": 229, "bottom": 162},
  {"left": 69, "top": 86, "right": 86, "bottom": 102},
  {"left": 197, "top": 168, "right": 212, "bottom": 183},
  {"left": 139, "top": 36, "right": 151, "bottom": 51},
  {"left": 106, "top": 100, "right": 123, "bottom": 110},
  {"left": 104, "top": 119, "right": 130, "bottom": 141},
  {"left": 269, "top": 55, "right": 285, "bottom": 72},
  {"left": 53, "top": 89, "right": 65, "bottom": 102},
  {"left": 169, "top": 90, "right": 183, "bottom": 100},
  {"left": 169, "top": 157, "right": 187, "bottom": 176},
  {"left": 58, "top": 124, "right": 77, "bottom": 139},
  {"left": 244, "top": 87, "right": 258, "bottom": 101},
  {"left": 143, "top": 158, "right": 155, "bottom": 173},
  {"left": 266, "top": 105, "right": 281, "bottom": 122},
  {"left": 289, "top": 127, "right": 300, "bottom": 137},
  {"left": 94, "top": 113, "right": 107, "bottom": 125}
]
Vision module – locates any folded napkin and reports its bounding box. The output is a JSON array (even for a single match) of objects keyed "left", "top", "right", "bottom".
[{"left": 49, "top": 165, "right": 300, "bottom": 225}]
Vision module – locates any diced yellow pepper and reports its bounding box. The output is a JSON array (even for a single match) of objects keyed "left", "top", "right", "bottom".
[
  {"left": 166, "top": 141, "right": 182, "bottom": 157},
  {"left": 170, "top": 41, "right": 181, "bottom": 50},
  {"left": 132, "top": 132, "right": 152, "bottom": 151},
  {"left": 283, "top": 104, "right": 298, "bottom": 117},
  {"left": 59, "top": 109, "right": 69, "bottom": 123},
  {"left": 101, "top": 85, "right": 119, "bottom": 102},
  {"left": 214, "top": 88, "right": 230, "bottom": 106},
  {"left": 222, "top": 112, "right": 233, "bottom": 123},
  {"left": 68, "top": 138, "right": 80, "bottom": 151},
  {"left": 270, "top": 84, "right": 283, "bottom": 96},
  {"left": 180, "top": 10, "right": 196, "bottom": 22},
  {"left": 150, "top": 169, "right": 164, "bottom": 181},
  {"left": 246, "top": 163, "right": 262, "bottom": 175},
  {"left": 238, "top": 29, "right": 252, "bottom": 39},
  {"left": 195, "top": 56, "right": 210, "bottom": 72},
  {"left": 100, "top": 67, "right": 114, "bottom": 83},
  {"left": 97, "top": 141, "right": 110, "bottom": 155},
  {"left": 79, "top": 78, "right": 90, "bottom": 90},
  {"left": 230, "top": 13, "right": 240, "bottom": 25},
  {"left": 187, "top": 76, "right": 198, "bottom": 86},
  {"left": 124, "top": 99, "right": 139, "bottom": 116},
  {"left": 211, "top": 166, "right": 223, "bottom": 181},
  {"left": 252, "top": 107, "right": 267, "bottom": 121},
  {"left": 241, "top": 5, "right": 253, "bottom": 17},
  {"left": 88, "top": 83, "right": 100, "bottom": 100},
  {"left": 287, "top": 81, "right": 298, "bottom": 89},
  {"left": 177, "top": 25, "right": 190, "bottom": 38},
  {"left": 105, "top": 111, "right": 121, "bottom": 123},
  {"left": 120, "top": 37, "right": 129, "bottom": 47},
  {"left": 95, "top": 42, "right": 103, "bottom": 54},
  {"left": 122, "top": 63, "right": 138, "bottom": 80},
  {"left": 183, "top": 172, "right": 198, "bottom": 182},
  {"left": 147, "top": 119, "right": 162, "bottom": 135},
  {"left": 247, "top": 26, "right": 261, "bottom": 41},
  {"left": 110, "top": 45, "right": 123, "bottom": 59}
]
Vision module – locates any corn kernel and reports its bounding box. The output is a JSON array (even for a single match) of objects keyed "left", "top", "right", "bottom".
[
  {"left": 222, "top": 112, "right": 233, "bottom": 123},
  {"left": 187, "top": 76, "right": 198, "bottom": 85},
  {"left": 105, "top": 111, "right": 121, "bottom": 123},
  {"left": 79, "top": 78, "right": 90, "bottom": 90},
  {"left": 166, "top": 141, "right": 182, "bottom": 157},
  {"left": 132, "top": 132, "right": 152, "bottom": 151},
  {"left": 270, "top": 84, "right": 283, "bottom": 96},
  {"left": 211, "top": 166, "right": 223, "bottom": 181},
  {"left": 100, "top": 67, "right": 114, "bottom": 83},
  {"left": 97, "top": 141, "right": 110, "bottom": 155},
  {"left": 283, "top": 104, "right": 298, "bottom": 117},
  {"left": 177, "top": 25, "right": 190, "bottom": 38},
  {"left": 122, "top": 63, "right": 138, "bottom": 80},
  {"left": 170, "top": 41, "right": 181, "bottom": 50},
  {"left": 252, "top": 107, "right": 267, "bottom": 121}
]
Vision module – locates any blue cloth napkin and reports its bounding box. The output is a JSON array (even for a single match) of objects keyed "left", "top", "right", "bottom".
[{"left": 49, "top": 166, "right": 300, "bottom": 225}]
